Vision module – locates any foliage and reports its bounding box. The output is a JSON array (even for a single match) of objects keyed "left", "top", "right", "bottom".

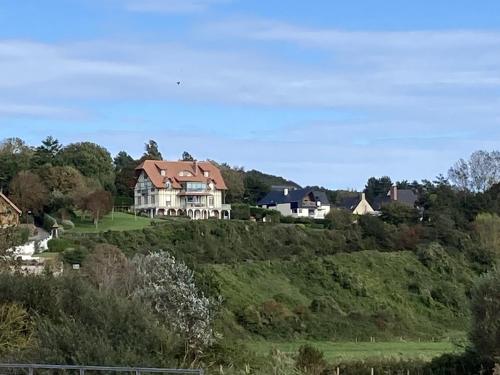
[
  {"left": 31, "top": 136, "right": 61, "bottom": 168},
  {"left": 43, "top": 213, "right": 58, "bottom": 232},
  {"left": 380, "top": 202, "right": 421, "bottom": 225},
  {"left": 0, "top": 138, "right": 33, "bottom": 193},
  {"left": 230, "top": 203, "right": 251, "bottom": 220},
  {"left": 83, "top": 244, "right": 132, "bottom": 293},
  {"left": 325, "top": 209, "right": 354, "bottom": 230},
  {"left": 182, "top": 151, "right": 194, "bottom": 161},
  {"left": 364, "top": 176, "right": 392, "bottom": 203},
  {"left": 58, "top": 142, "right": 115, "bottom": 190},
  {"left": 114, "top": 151, "right": 137, "bottom": 198},
  {"left": 9, "top": 170, "right": 48, "bottom": 214},
  {"left": 469, "top": 269, "right": 500, "bottom": 360},
  {"left": 47, "top": 238, "right": 74, "bottom": 253},
  {"left": 449, "top": 150, "right": 500, "bottom": 191},
  {"left": 0, "top": 303, "right": 33, "bottom": 356},
  {"left": 295, "top": 345, "right": 327, "bottom": 375},
  {"left": 143, "top": 140, "right": 163, "bottom": 161},
  {"left": 77, "top": 190, "right": 113, "bottom": 225},
  {"left": 475, "top": 213, "right": 500, "bottom": 264},
  {"left": 133, "top": 252, "right": 218, "bottom": 359},
  {"left": 0, "top": 227, "right": 26, "bottom": 269}
]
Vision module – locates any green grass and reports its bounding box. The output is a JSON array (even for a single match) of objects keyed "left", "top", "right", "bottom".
[
  {"left": 247, "top": 340, "right": 461, "bottom": 362},
  {"left": 35, "top": 252, "right": 60, "bottom": 259},
  {"left": 69, "top": 212, "right": 161, "bottom": 233}
]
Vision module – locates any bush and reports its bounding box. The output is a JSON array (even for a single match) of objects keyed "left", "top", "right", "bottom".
[
  {"left": 43, "top": 213, "right": 57, "bottom": 232},
  {"left": 47, "top": 238, "right": 74, "bottom": 253},
  {"left": 295, "top": 345, "right": 327, "bottom": 375},
  {"left": 61, "top": 220, "right": 75, "bottom": 230},
  {"left": 231, "top": 204, "right": 251, "bottom": 220},
  {"left": 470, "top": 269, "right": 500, "bottom": 360}
]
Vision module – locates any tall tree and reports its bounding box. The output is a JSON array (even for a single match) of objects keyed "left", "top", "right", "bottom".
[
  {"left": 58, "top": 142, "right": 115, "bottom": 191},
  {"left": 219, "top": 164, "right": 245, "bottom": 203},
  {"left": 448, "top": 150, "right": 500, "bottom": 192},
  {"left": 364, "top": 176, "right": 393, "bottom": 203},
  {"left": 78, "top": 190, "right": 113, "bottom": 227},
  {"left": 143, "top": 140, "right": 162, "bottom": 161},
  {"left": 9, "top": 171, "right": 48, "bottom": 215},
  {"left": 31, "top": 136, "right": 62, "bottom": 168},
  {"left": 0, "top": 138, "right": 33, "bottom": 192},
  {"left": 182, "top": 151, "right": 194, "bottom": 161},
  {"left": 114, "top": 151, "right": 137, "bottom": 199}
]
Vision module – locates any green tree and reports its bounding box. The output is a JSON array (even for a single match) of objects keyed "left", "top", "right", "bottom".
[
  {"left": 31, "top": 136, "right": 61, "bottom": 168},
  {"left": 325, "top": 209, "right": 353, "bottom": 230},
  {"left": 219, "top": 164, "right": 245, "bottom": 203},
  {"left": 475, "top": 213, "right": 500, "bottom": 265},
  {"left": 0, "top": 138, "right": 33, "bottom": 192},
  {"left": 380, "top": 202, "right": 421, "bottom": 225},
  {"left": 470, "top": 270, "right": 500, "bottom": 361},
  {"left": 0, "top": 303, "right": 33, "bottom": 356},
  {"left": 182, "top": 151, "right": 194, "bottom": 161},
  {"left": 78, "top": 190, "right": 113, "bottom": 227},
  {"left": 58, "top": 142, "right": 115, "bottom": 191},
  {"left": 364, "top": 176, "right": 393, "bottom": 203},
  {"left": 114, "top": 151, "right": 137, "bottom": 199},
  {"left": 142, "top": 140, "right": 162, "bottom": 160}
]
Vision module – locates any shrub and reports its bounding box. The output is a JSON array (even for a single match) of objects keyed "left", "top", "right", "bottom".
[
  {"left": 0, "top": 303, "right": 33, "bottom": 356},
  {"left": 470, "top": 269, "right": 500, "bottom": 360},
  {"left": 43, "top": 213, "right": 57, "bottom": 232},
  {"left": 61, "top": 220, "right": 75, "bottom": 230},
  {"left": 47, "top": 238, "right": 74, "bottom": 253},
  {"left": 295, "top": 345, "right": 327, "bottom": 375},
  {"left": 231, "top": 204, "right": 251, "bottom": 220}
]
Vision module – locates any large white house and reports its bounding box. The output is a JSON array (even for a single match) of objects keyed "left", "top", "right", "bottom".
[
  {"left": 257, "top": 187, "right": 331, "bottom": 219},
  {"left": 134, "top": 160, "right": 231, "bottom": 219}
]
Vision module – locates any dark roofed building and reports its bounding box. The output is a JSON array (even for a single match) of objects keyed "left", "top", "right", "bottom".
[
  {"left": 258, "top": 187, "right": 331, "bottom": 219},
  {"left": 337, "top": 192, "right": 375, "bottom": 215},
  {"left": 371, "top": 186, "right": 418, "bottom": 210}
]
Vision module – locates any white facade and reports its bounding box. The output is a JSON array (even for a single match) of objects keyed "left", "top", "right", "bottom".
[
  {"left": 134, "top": 171, "right": 231, "bottom": 220},
  {"left": 265, "top": 202, "right": 330, "bottom": 219}
]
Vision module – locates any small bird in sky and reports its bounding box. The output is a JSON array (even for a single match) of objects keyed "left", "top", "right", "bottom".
[{"left": 176, "top": 81, "right": 181, "bottom": 85}]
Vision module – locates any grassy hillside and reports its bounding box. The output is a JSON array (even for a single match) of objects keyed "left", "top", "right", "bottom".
[
  {"left": 62, "top": 219, "right": 477, "bottom": 343},
  {"left": 69, "top": 212, "right": 159, "bottom": 233},
  {"left": 207, "top": 250, "right": 474, "bottom": 341}
]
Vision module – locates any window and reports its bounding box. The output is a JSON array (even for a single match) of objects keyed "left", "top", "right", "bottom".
[
  {"left": 208, "top": 196, "right": 214, "bottom": 206},
  {"left": 137, "top": 196, "right": 141, "bottom": 205},
  {"left": 160, "top": 169, "right": 166, "bottom": 176},
  {"left": 144, "top": 196, "right": 148, "bottom": 205},
  {"left": 204, "top": 171, "right": 209, "bottom": 177},
  {"left": 186, "top": 182, "right": 206, "bottom": 192},
  {"left": 151, "top": 195, "right": 155, "bottom": 204}
]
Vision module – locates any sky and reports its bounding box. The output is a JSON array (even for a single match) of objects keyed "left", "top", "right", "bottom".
[{"left": 1, "top": 0, "right": 500, "bottom": 189}]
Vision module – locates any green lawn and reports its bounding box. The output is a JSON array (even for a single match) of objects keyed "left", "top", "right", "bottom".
[
  {"left": 68, "top": 212, "right": 161, "bottom": 233},
  {"left": 247, "top": 340, "right": 461, "bottom": 362}
]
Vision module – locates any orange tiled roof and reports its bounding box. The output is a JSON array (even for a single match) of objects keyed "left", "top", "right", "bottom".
[{"left": 135, "top": 160, "right": 228, "bottom": 190}]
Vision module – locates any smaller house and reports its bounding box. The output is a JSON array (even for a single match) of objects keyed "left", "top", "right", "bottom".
[
  {"left": 371, "top": 186, "right": 418, "bottom": 210},
  {"left": 337, "top": 192, "right": 375, "bottom": 215},
  {"left": 257, "top": 188, "right": 331, "bottom": 219},
  {"left": 0, "top": 192, "right": 21, "bottom": 227}
]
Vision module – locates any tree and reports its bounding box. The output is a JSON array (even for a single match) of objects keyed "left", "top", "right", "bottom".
[
  {"left": 182, "top": 151, "right": 194, "bottom": 161},
  {"left": 475, "top": 213, "right": 500, "bottom": 265},
  {"left": 79, "top": 190, "right": 113, "bottom": 227},
  {"left": 31, "top": 136, "right": 61, "bottom": 168},
  {"left": 380, "top": 202, "right": 421, "bottom": 225},
  {"left": 143, "top": 140, "right": 162, "bottom": 160},
  {"left": 0, "top": 303, "right": 33, "bottom": 356},
  {"left": 0, "top": 138, "right": 33, "bottom": 192},
  {"left": 219, "top": 164, "right": 245, "bottom": 203},
  {"left": 469, "top": 269, "right": 500, "bottom": 361},
  {"left": 364, "top": 176, "right": 393, "bottom": 203},
  {"left": 9, "top": 171, "right": 48, "bottom": 215},
  {"left": 58, "top": 142, "right": 115, "bottom": 190},
  {"left": 325, "top": 209, "right": 353, "bottom": 230},
  {"left": 114, "top": 151, "right": 137, "bottom": 199},
  {"left": 448, "top": 150, "right": 500, "bottom": 192},
  {"left": 133, "top": 252, "right": 218, "bottom": 362},
  {"left": 0, "top": 228, "right": 24, "bottom": 270},
  {"left": 83, "top": 244, "right": 132, "bottom": 294}
]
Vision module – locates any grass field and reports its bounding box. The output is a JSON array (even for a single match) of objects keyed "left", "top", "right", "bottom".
[
  {"left": 69, "top": 212, "right": 160, "bottom": 233},
  {"left": 247, "top": 340, "right": 461, "bottom": 362}
]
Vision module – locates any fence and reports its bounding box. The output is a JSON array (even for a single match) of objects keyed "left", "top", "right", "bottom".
[{"left": 0, "top": 364, "right": 203, "bottom": 375}]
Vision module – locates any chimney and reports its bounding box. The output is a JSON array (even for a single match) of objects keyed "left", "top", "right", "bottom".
[
  {"left": 284, "top": 188, "right": 289, "bottom": 196},
  {"left": 389, "top": 185, "right": 398, "bottom": 201},
  {"left": 361, "top": 192, "right": 366, "bottom": 201},
  {"left": 193, "top": 160, "right": 198, "bottom": 171}
]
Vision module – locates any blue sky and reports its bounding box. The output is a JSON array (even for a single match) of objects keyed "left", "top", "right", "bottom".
[{"left": 1, "top": 1, "right": 500, "bottom": 189}]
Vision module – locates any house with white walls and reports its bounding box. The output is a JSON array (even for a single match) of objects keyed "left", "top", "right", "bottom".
[
  {"left": 257, "top": 187, "right": 331, "bottom": 219},
  {"left": 134, "top": 159, "right": 231, "bottom": 219}
]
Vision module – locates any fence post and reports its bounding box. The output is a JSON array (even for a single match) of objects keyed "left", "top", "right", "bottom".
[
  {"left": 371, "top": 368, "right": 374, "bottom": 375},
  {"left": 336, "top": 367, "right": 339, "bottom": 375},
  {"left": 28, "top": 367, "right": 34, "bottom": 375},
  {"left": 80, "top": 369, "right": 85, "bottom": 375}
]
